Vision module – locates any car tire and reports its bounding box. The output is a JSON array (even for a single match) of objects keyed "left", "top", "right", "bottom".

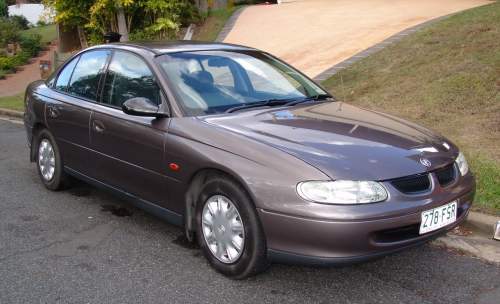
[
  {"left": 195, "top": 174, "right": 268, "bottom": 279},
  {"left": 35, "top": 129, "right": 69, "bottom": 191}
]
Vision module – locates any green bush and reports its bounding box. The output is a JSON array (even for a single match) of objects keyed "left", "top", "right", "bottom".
[
  {"left": 0, "top": 18, "right": 21, "bottom": 47},
  {"left": 129, "top": 30, "right": 155, "bottom": 42},
  {"left": 36, "top": 20, "right": 48, "bottom": 27},
  {"left": 9, "top": 15, "right": 30, "bottom": 30},
  {"left": 0, "top": 0, "right": 7, "bottom": 18},
  {"left": 19, "top": 34, "right": 42, "bottom": 56},
  {"left": 0, "top": 56, "right": 15, "bottom": 71},
  {"left": 0, "top": 50, "right": 36, "bottom": 72}
]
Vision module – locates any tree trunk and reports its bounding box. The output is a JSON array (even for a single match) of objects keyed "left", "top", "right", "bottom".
[
  {"left": 77, "top": 26, "right": 88, "bottom": 48},
  {"left": 117, "top": 7, "right": 129, "bottom": 42}
]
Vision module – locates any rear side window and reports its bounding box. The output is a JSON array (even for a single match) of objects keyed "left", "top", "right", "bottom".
[
  {"left": 67, "top": 50, "right": 110, "bottom": 101},
  {"left": 54, "top": 56, "right": 79, "bottom": 91},
  {"left": 101, "top": 51, "right": 161, "bottom": 107}
]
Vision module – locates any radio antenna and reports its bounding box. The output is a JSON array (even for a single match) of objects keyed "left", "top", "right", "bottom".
[{"left": 340, "top": 73, "right": 346, "bottom": 102}]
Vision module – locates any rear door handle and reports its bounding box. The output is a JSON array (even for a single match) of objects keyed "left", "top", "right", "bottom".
[
  {"left": 47, "top": 105, "right": 61, "bottom": 118},
  {"left": 92, "top": 120, "right": 105, "bottom": 133}
]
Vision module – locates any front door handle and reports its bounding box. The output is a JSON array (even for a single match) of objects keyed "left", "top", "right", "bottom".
[{"left": 92, "top": 120, "right": 105, "bottom": 133}]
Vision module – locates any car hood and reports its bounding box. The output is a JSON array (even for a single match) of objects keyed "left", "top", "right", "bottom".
[{"left": 200, "top": 102, "right": 459, "bottom": 181}]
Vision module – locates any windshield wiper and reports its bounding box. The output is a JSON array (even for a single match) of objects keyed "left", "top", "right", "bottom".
[
  {"left": 225, "top": 94, "right": 333, "bottom": 113},
  {"left": 284, "top": 93, "right": 333, "bottom": 106},
  {"left": 225, "top": 98, "right": 299, "bottom": 113}
]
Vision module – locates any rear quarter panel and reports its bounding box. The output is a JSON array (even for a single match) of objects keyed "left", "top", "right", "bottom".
[{"left": 24, "top": 80, "right": 47, "bottom": 151}]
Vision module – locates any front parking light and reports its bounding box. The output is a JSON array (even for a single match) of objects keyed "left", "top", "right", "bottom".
[
  {"left": 455, "top": 152, "right": 469, "bottom": 176},
  {"left": 297, "top": 180, "right": 388, "bottom": 204}
]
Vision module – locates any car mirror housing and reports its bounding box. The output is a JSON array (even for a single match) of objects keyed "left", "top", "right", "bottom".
[{"left": 122, "top": 97, "right": 166, "bottom": 117}]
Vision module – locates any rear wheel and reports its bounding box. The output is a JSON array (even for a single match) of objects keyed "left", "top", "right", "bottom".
[
  {"left": 35, "top": 129, "right": 68, "bottom": 190},
  {"left": 195, "top": 174, "right": 268, "bottom": 279}
]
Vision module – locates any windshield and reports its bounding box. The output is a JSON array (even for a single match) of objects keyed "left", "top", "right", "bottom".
[{"left": 157, "top": 50, "right": 329, "bottom": 115}]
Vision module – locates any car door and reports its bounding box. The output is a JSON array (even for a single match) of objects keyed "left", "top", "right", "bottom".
[
  {"left": 89, "top": 50, "right": 171, "bottom": 208},
  {"left": 44, "top": 50, "right": 110, "bottom": 175}
]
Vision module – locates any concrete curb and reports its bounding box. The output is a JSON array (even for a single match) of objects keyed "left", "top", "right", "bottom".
[
  {"left": 314, "top": 14, "right": 454, "bottom": 82},
  {"left": 432, "top": 211, "right": 500, "bottom": 264},
  {"left": 215, "top": 6, "right": 248, "bottom": 42},
  {"left": 466, "top": 211, "right": 499, "bottom": 236},
  {"left": 0, "top": 108, "right": 23, "bottom": 119}
]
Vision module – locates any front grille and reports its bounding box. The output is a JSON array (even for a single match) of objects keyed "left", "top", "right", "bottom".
[
  {"left": 435, "top": 163, "right": 456, "bottom": 187},
  {"left": 390, "top": 173, "right": 431, "bottom": 194}
]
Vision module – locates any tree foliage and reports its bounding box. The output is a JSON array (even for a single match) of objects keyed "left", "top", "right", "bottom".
[
  {"left": 45, "top": 0, "right": 199, "bottom": 44},
  {"left": 0, "top": 18, "right": 20, "bottom": 46},
  {"left": 0, "top": 0, "right": 8, "bottom": 18}
]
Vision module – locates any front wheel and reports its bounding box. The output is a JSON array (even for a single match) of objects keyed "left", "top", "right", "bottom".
[{"left": 195, "top": 174, "right": 268, "bottom": 279}]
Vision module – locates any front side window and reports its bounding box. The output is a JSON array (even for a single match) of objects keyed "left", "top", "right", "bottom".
[
  {"left": 157, "top": 50, "right": 327, "bottom": 115},
  {"left": 101, "top": 51, "right": 161, "bottom": 108},
  {"left": 68, "top": 50, "right": 110, "bottom": 101},
  {"left": 54, "top": 56, "right": 79, "bottom": 91}
]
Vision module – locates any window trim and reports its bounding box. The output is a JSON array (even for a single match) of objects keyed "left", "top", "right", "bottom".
[
  {"left": 52, "top": 54, "right": 80, "bottom": 92},
  {"left": 49, "top": 49, "right": 113, "bottom": 105},
  {"left": 155, "top": 49, "right": 331, "bottom": 116},
  {"left": 96, "top": 49, "right": 171, "bottom": 115},
  {"left": 66, "top": 49, "right": 112, "bottom": 103}
]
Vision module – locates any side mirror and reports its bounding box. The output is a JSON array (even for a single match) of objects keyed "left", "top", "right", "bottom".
[{"left": 122, "top": 97, "right": 163, "bottom": 117}]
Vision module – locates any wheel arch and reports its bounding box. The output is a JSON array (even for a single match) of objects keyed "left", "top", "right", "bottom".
[{"left": 30, "top": 122, "right": 47, "bottom": 162}]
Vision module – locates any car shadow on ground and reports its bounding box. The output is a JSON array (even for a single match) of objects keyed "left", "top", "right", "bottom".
[{"left": 59, "top": 179, "right": 499, "bottom": 302}]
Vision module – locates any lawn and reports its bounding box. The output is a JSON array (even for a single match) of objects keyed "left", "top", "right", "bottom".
[
  {"left": 192, "top": 6, "right": 240, "bottom": 42},
  {"left": 0, "top": 94, "right": 24, "bottom": 112},
  {"left": 21, "top": 24, "right": 57, "bottom": 45},
  {"left": 322, "top": 2, "right": 500, "bottom": 214}
]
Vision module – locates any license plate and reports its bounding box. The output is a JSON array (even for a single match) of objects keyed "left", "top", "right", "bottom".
[{"left": 419, "top": 201, "right": 457, "bottom": 234}]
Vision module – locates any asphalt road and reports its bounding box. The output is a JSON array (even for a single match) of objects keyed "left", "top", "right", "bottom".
[{"left": 1, "top": 118, "right": 499, "bottom": 304}]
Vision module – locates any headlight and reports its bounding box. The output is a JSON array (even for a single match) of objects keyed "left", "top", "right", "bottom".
[
  {"left": 297, "top": 180, "right": 388, "bottom": 204},
  {"left": 455, "top": 152, "right": 469, "bottom": 176}
]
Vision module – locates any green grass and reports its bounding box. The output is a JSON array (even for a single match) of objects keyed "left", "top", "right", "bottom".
[
  {"left": 322, "top": 2, "right": 500, "bottom": 214},
  {"left": 469, "top": 156, "right": 500, "bottom": 214},
  {"left": 0, "top": 94, "right": 23, "bottom": 112},
  {"left": 192, "top": 6, "right": 240, "bottom": 42},
  {"left": 21, "top": 24, "right": 57, "bottom": 45}
]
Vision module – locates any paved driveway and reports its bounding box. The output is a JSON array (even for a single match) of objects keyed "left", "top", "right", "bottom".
[
  {"left": 0, "top": 44, "right": 57, "bottom": 97},
  {"left": 223, "top": 0, "right": 491, "bottom": 78},
  {"left": 1, "top": 118, "right": 499, "bottom": 303}
]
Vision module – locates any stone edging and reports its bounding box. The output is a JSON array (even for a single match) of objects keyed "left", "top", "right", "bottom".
[
  {"left": 0, "top": 108, "right": 23, "bottom": 119},
  {"left": 313, "top": 14, "right": 453, "bottom": 82},
  {"left": 467, "top": 211, "right": 499, "bottom": 236},
  {"left": 215, "top": 6, "right": 248, "bottom": 42}
]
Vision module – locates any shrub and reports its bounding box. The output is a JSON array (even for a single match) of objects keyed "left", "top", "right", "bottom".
[
  {"left": 19, "top": 34, "right": 42, "bottom": 57},
  {"left": 9, "top": 15, "right": 30, "bottom": 30},
  {"left": 129, "top": 29, "right": 155, "bottom": 42},
  {"left": 0, "top": 50, "right": 36, "bottom": 72},
  {"left": 0, "top": 56, "right": 16, "bottom": 71},
  {"left": 0, "top": 0, "right": 7, "bottom": 18},
  {"left": 36, "top": 20, "right": 48, "bottom": 27},
  {"left": 0, "top": 17, "right": 20, "bottom": 47}
]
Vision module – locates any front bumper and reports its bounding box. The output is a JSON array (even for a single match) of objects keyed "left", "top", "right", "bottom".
[{"left": 259, "top": 182, "right": 474, "bottom": 266}]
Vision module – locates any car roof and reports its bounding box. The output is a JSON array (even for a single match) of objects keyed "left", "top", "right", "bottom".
[{"left": 96, "top": 40, "right": 257, "bottom": 55}]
